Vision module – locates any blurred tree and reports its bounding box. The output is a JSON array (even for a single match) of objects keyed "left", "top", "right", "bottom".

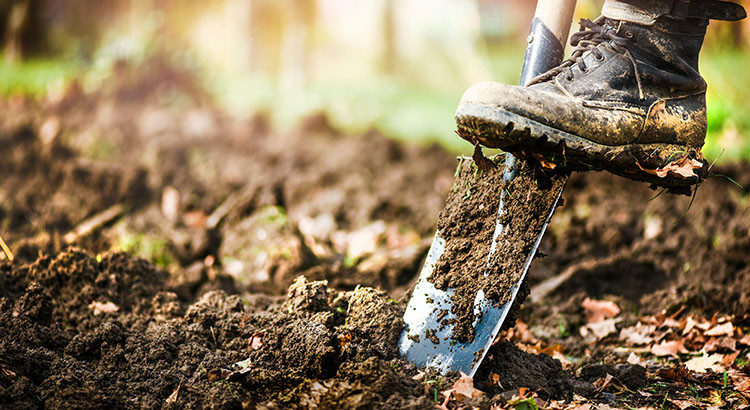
[{"left": 250, "top": 0, "right": 317, "bottom": 87}]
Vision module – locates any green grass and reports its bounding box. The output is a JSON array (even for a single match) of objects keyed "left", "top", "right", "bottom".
[{"left": 0, "top": 57, "right": 78, "bottom": 97}]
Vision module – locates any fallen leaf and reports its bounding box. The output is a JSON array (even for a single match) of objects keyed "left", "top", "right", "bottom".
[
  {"left": 626, "top": 352, "right": 643, "bottom": 365},
  {"left": 636, "top": 157, "right": 703, "bottom": 179},
  {"left": 739, "top": 335, "right": 750, "bottom": 347},
  {"left": 593, "top": 374, "right": 614, "bottom": 392},
  {"left": 165, "top": 385, "right": 180, "bottom": 404},
  {"left": 531, "top": 152, "right": 557, "bottom": 170},
  {"left": 733, "top": 373, "right": 750, "bottom": 393},
  {"left": 207, "top": 368, "right": 232, "bottom": 382},
  {"left": 683, "top": 316, "right": 697, "bottom": 336},
  {"left": 88, "top": 300, "right": 119, "bottom": 316},
  {"left": 489, "top": 372, "right": 503, "bottom": 388},
  {"left": 411, "top": 371, "right": 425, "bottom": 381},
  {"left": 439, "top": 372, "right": 484, "bottom": 407},
  {"left": 250, "top": 332, "right": 264, "bottom": 350},
  {"left": 701, "top": 336, "right": 736, "bottom": 353},
  {"left": 512, "top": 320, "right": 538, "bottom": 344},
  {"left": 655, "top": 365, "right": 691, "bottom": 381},
  {"left": 451, "top": 372, "right": 484, "bottom": 400},
  {"left": 650, "top": 340, "right": 688, "bottom": 357},
  {"left": 582, "top": 298, "right": 621, "bottom": 323},
  {"left": 670, "top": 398, "right": 701, "bottom": 410},
  {"left": 685, "top": 353, "right": 725, "bottom": 373},
  {"left": 580, "top": 318, "right": 621, "bottom": 341},
  {"left": 619, "top": 322, "right": 657, "bottom": 345},
  {"left": 704, "top": 322, "right": 734, "bottom": 337}
]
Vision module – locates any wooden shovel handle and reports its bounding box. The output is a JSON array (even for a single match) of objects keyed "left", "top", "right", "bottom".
[{"left": 534, "top": 0, "right": 579, "bottom": 47}]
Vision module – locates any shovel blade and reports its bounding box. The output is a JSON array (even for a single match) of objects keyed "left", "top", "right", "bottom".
[{"left": 399, "top": 156, "right": 566, "bottom": 376}]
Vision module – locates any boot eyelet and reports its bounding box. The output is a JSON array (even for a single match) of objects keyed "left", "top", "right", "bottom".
[
  {"left": 594, "top": 53, "right": 605, "bottom": 62},
  {"left": 566, "top": 75, "right": 574, "bottom": 81}
]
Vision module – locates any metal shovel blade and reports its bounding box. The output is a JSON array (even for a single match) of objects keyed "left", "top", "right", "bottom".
[
  {"left": 398, "top": 156, "right": 565, "bottom": 376},
  {"left": 399, "top": 15, "right": 573, "bottom": 376}
]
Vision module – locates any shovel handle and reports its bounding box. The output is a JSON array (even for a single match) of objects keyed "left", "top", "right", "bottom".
[
  {"left": 519, "top": 0, "right": 579, "bottom": 86},
  {"left": 534, "top": 0, "right": 579, "bottom": 48}
]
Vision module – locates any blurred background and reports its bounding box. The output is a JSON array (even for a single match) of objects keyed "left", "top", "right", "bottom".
[{"left": 2, "top": 0, "right": 750, "bottom": 159}]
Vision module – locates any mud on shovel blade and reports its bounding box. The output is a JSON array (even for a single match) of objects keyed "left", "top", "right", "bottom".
[{"left": 399, "top": 3, "right": 576, "bottom": 376}]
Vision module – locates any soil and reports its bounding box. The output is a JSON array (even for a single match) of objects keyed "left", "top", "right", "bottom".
[
  {"left": 2, "top": 55, "right": 750, "bottom": 409},
  {"left": 430, "top": 153, "right": 567, "bottom": 341}
]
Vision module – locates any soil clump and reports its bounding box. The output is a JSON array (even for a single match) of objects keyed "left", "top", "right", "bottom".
[{"left": 431, "top": 155, "right": 566, "bottom": 341}]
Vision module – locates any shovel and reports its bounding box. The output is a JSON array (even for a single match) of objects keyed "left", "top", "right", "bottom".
[{"left": 399, "top": 0, "right": 578, "bottom": 376}]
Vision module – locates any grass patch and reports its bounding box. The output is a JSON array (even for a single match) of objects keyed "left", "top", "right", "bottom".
[{"left": 0, "top": 57, "right": 78, "bottom": 97}]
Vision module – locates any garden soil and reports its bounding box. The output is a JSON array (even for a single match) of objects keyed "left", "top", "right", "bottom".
[{"left": 2, "top": 57, "right": 750, "bottom": 408}]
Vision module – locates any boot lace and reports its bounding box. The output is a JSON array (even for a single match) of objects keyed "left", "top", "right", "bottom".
[{"left": 529, "top": 17, "right": 645, "bottom": 100}]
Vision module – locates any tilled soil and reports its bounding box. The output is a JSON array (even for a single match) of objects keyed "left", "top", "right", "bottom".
[{"left": 2, "top": 57, "right": 750, "bottom": 409}]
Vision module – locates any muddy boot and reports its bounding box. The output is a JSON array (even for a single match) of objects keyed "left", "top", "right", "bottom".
[{"left": 456, "top": 0, "right": 746, "bottom": 189}]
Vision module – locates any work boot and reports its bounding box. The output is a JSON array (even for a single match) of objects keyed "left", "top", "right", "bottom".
[{"left": 456, "top": 0, "right": 746, "bottom": 188}]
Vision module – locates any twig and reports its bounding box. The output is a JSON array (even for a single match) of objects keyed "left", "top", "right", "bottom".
[
  {"left": 0, "top": 233, "right": 14, "bottom": 262},
  {"left": 529, "top": 251, "right": 630, "bottom": 304},
  {"left": 206, "top": 185, "right": 257, "bottom": 230},
  {"left": 63, "top": 204, "right": 126, "bottom": 244}
]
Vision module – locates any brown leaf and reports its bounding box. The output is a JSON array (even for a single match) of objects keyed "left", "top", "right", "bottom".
[
  {"left": 685, "top": 353, "right": 724, "bottom": 373},
  {"left": 704, "top": 322, "right": 734, "bottom": 337},
  {"left": 489, "top": 372, "right": 503, "bottom": 388},
  {"left": 636, "top": 157, "right": 703, "bottom": 179},
  {"left": 580, "top": 318, "right": 621, "bottom": 341},
  {"left": 593, "top": 374, "right": 614, "bottom": 392},
  {"left": 250, "top": 332, "right": 264, "bottom": 350},
  {"left": 732, "top": 372, "right": 750, "bottom": 393},
  {"left": 683, "top": 316, "right": 698, "bottom": 336},
  {"left": 165, "top": 385, "right": 180, "bottom": 404},
  {"left": 582, "top": 298, "right": 621, "bottom": 323},
  {"left": 701, "top": 336, "right": 737, "bottom": 353},
  {"left": 656, "top": 365, "right": 691, "bottom": 381},
  {"left": 452, "top": 372, "right": 484, "bottom": 400},
  {"left": 670, "top": 398, "right": 701, "bottom": 410},
  {"left": 619, "top": 322, "right": 657, "bottom": 345},
  {"left": 650, "top": 340, "right": 688, "bottom": 357}
]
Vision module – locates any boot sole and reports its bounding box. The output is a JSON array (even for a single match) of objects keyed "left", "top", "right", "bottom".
[{"left": 456, "top": 103, "right": 706, "bottom": 189}]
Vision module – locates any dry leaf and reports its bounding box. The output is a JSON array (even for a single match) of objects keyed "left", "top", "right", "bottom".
[
  {"left": 250, "top": 332, "right": 264, "bottom": 350},
  {"left": 733, "top": 373, "right": 750, "bottom": 393},
  {"left": 593, "top": 374, "right": 614, "bottom": 392},
  {"left": 636, "top": 157, "right": 703, "bottom": 179},
  {"left": 656, "top": 365, "right": 691, "bottom": 381},
  {"left": 683, "top": 316, "right": 697, "bottom": 336},
  {"left": 650, "top": 340, "right": 688, "bottom": 357},
  {"left": 670, "top": 398, "right": 701, "bottom": 410},
  {"left": 627, "top": 352, "right": 643, "bottom": 365},
  {"left": 411, "top": 371, "right": 425, "bottom": 381},
  {"left": 685, "top": 353, "right": 725, "bottom": 373},
  {"left": 619, "top": 322, "right": 657, "bottom": 345},
  {"left": 582, "top": 298, "right": 621, "bottom": 323},
  {"left": 165, "top": 385, "right": 180, "bottom": 404},
  {"left": 704, "top": 322, "right": 734, "bottom": 337},
  {"left": 489, "top": 372, "right": 503, "bottom": 388},
  {"left": 701, "top": 336, "right": 737, "bottom": 353},
  {"left": 581, "top": 318, "right": 621, "bottom": 341},
  {"left": 451, "top": 372, "right": 484, "bottom": 400},
  {"left": 88, "top": 300, "right": 119, "bottom": 316}
]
